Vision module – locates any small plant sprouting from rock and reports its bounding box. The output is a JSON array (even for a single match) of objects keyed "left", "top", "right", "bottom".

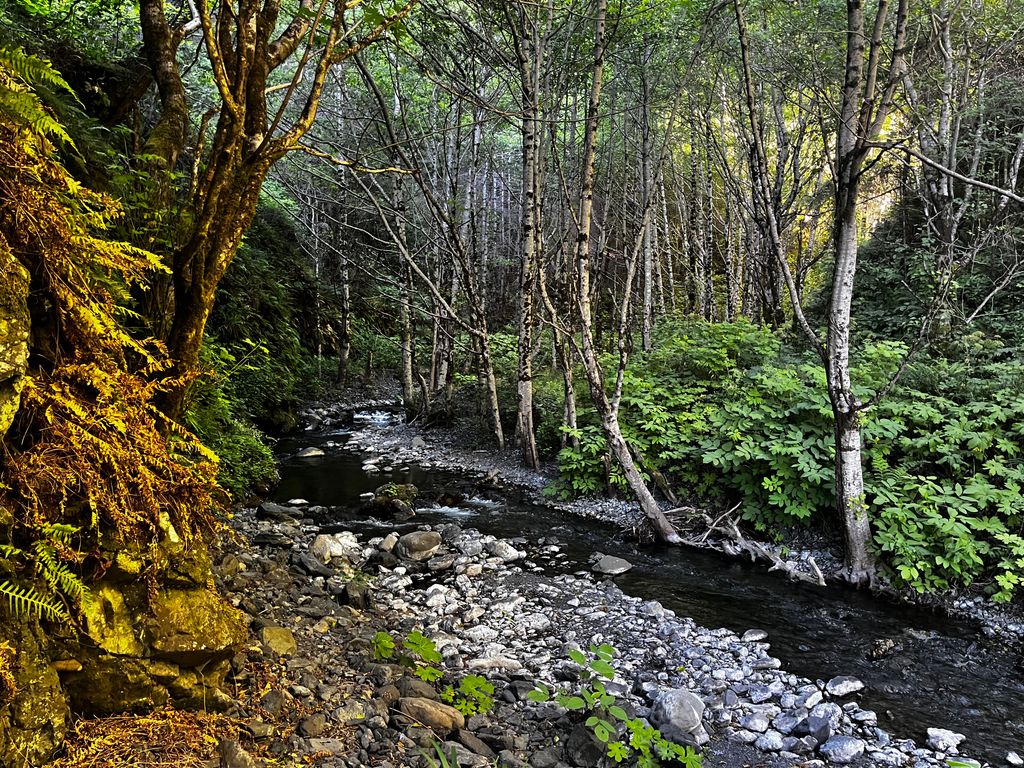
[
  {"left": 372, "top": 630, "right": 494, "bottom": 714},
  {"left": 373, "top": 629, "right": 441, "bottom": 681},
  {"left": 441, "top": 674, "right": 495, "bottom": 716},
  {"left": 529, "top": 644, "right": 702, "bottom": 767}
]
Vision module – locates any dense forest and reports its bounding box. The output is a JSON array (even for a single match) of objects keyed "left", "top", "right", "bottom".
[{"left": 1, "top": 0, "right": 1023, "bottom": 764}]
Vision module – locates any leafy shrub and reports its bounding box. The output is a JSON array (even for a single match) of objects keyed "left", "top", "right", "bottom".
[
  {"left": 555, "top": 318, "right": 1024, "bottom": 599},
  {"left": 529, "top": 644, "right": 701, "bottom": 767},
  {"left": 372, "top": 630, "right": 495, "bottom": 714},
  {"left": 185, "top": 343, "right": 278, "bottom": 500}
]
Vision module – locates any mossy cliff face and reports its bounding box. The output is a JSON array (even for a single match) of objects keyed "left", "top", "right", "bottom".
[
  {"left": 0, "top": 245, "right": 30, "bottom": 440},
  {"left": 0, "top": 542, "right": 248, "bottom": 766}
]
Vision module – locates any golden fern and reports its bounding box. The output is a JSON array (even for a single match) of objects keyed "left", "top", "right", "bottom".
[
  {"left": 0, "top": 51, "right": 224, "bottom": 623},
  {"left": 0, "top": 46, "right": 74, "bottom": 145}
]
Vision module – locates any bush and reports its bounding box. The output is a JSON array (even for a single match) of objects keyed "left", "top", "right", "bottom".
[
  {"left": 555, "top": 318, "right": 1024, "bottom": 599},
  {"left": 185, "top": 344, "right": 278, "bottom": 500}
]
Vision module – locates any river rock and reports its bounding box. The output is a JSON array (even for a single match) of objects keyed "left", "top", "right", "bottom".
[
  {"left": 298, "top": 713, "right": 327, "bottom": 738},
  {"left": 1007, "top": 751, "right": 1023, "bottom": 766},
  {"left": 566, "top": 723, "right": 605, "bottom": 766},
  {"left": 398, "top": 531, "right": 442, "bottom": 561},
  {"left": 649, "top": 688, "right": 705, "bottom": 742},
  {"left": 219, "top": 739, "right": 258, "bottom": 768},
  {"left": 310, "top": 532, "right": 359, "bottom": 563},
  {"left": 260, "top": 626, "right": 297, "bottom": 657},
  {"left": 592, "top": 555, "right": 632, "bottom": 575},
  {"left": 411, "top": 436, "right": 426, "bottom": 449},
  {"left": 742, "top": 629, "right": 769, "bottom": 643},
  {"left": 926, "top": 727, "right": 965, "bottom": 753},
  {"left": 826, "top": 676, "right": 864, "bottom": 697},
  {"left": 755, "top": 730, "right": 785, "bottom": 752},
  {"left": 291, "top": 552, "right": 333, "bottom": 578},
  {"left": 485, "top": 540, "right": 522, "bottom": 562},
  {"left": 394, "top": 697, "right": 465, "bottom": 735},
  {"left": 740, "top": 712, "right": 771, "bottom": 733},
  {"left": 256, "top": 501, "right": 302, "bottom": 521},
  {"left": 295, "top": 446, "right": 325, "bottom": 458},
  {"left": 819, "top": 735, "right": 865, "bottom": 763}
]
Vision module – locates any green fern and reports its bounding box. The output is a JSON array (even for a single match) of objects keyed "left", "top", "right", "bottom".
[
  {"left": 32, "top": 539, "right": 92, "bottom": 610},
  {"left": 0, "top": 46, "right": 75, "bottom": 144},
  {"left": 0, "top": 580, "right": 70, "bottom": 622}
]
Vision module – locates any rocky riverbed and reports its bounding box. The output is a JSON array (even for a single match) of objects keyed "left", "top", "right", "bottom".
[
  {"left": 212, "top": 490, "right": 1009, "bottom": 767},
  {"left": 295, "top": 395, "right": 1024, "bottom": 649}
]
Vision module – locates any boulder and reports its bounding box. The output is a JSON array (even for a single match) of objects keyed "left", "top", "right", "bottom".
[
  {"left": 649, "top": 688, "right": 705, "bottom": 744},
  {"left": 592, "top": 555, "right": 632, "bottom": 575},
  {"left": 256, "top": 501, "right": 302, "bottom": 522},
  {"left": 362, "top": 483, "right": 419, "bottom": 521},
  {"left": 825, "top": 675, "right": 864, "bottom": 697},
  {"left": 260, "top": 626, "right": 297, "bottom": 657},
  {"left": 310, "top": 532, "right": 359, "bottom": 563},
  {"left": 926, "top": 727, "right": 965, "bottom": 753},
  {"left": 294, "top": 446, "right": 325, "bottom": 458},
  {"left": 394, "top": 696, "right": 465, "bottom": 735},
  {"left": 485, "top": 540, "right": 522, "bottom": 562},
  {"left": 146, "top": 587, "right": 248, "bottom": 667},
  {"left": 397, "top": 531, "right": 442, "bottom": 561},
  {"left": 819, "top": 735, "right": 865, "bottom": 764}
]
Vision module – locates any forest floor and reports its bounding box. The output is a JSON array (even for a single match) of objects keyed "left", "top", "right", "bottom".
[{"left": 299, "top": 384, "right": 1024, "bottom": 650}]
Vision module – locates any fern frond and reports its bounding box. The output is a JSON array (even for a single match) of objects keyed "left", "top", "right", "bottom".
[
  {"left": 32, "top": 542, "right": 91, "bottom": 609},
  {"left": 0, "top": 544, "right": 26, "bottom": 560},
  {"left": 0, "top": 580, "right": 70, "bottom": 622},
  {"left": 39, "top": 523, "right": 78, "bottom": 543},
  {"left": 0, "top": 46, "right": 73, "bottom": 94}
]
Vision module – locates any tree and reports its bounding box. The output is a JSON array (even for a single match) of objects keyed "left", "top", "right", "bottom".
[{"left": 137, "top": 0, "right": 413, "bottom": 417}]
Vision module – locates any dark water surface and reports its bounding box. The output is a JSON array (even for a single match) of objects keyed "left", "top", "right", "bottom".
[{"left": 274, "top": 418, "right": 1024, "bottom": 763}]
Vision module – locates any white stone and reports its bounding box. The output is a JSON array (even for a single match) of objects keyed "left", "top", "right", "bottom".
[{"left": 926, "top": 727, "right": 965, "bottom": 753}]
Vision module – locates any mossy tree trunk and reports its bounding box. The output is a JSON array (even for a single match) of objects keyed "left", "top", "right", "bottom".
[{"left": 136, "top": 0, "right": 414, "bottom": 419}]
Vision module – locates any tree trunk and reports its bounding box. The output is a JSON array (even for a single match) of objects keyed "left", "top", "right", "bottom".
[{"left": 571, "top": 0, "right": 679, "bottom": 544}]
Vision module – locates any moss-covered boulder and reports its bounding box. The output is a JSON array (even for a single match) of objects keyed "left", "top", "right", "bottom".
[
  {"left": 0, "top": 619, "right": 68, "bottom": 768},
  {"left": 361, "top": 483, "right": 419, "bottom": 521},
  {"left": 146, "top": 587, "right": 247, "bottom": 667}
]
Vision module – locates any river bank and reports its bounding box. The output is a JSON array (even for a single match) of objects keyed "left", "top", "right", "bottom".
[
  {"left": 209, "top": 488, "right": 1008, "bottom": 767},
  {"left": 294, "top": 391, "right": 1024, "bottom": 650}
]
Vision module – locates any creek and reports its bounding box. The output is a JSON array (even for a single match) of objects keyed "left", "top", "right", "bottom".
[{"left": 274, "top": 413, "right": 1024, "bottom": 764}]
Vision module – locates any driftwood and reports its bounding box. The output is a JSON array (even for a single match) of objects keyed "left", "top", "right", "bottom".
[
  {"left": 689, "top": 508, "right": 826, "bottom": 587},
  {"left": 635, "top": 503, "right": 827, "bottom": 587}
]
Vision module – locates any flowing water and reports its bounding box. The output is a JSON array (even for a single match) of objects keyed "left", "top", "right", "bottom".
[{"left": 273, "top": 415, "right": 1024, "bottom": 763}]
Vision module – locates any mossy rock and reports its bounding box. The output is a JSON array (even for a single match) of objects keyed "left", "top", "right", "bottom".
[
  {"left": 145, "top": 587, "right": 247, "bottom": 667},
  {"left": 374, "top": 483, "right": 418, "bottom": 506},
  {"left": 58, "top": 654, "right": 169, "bottom": 715},
  {"left": 0, "top": 618, "right": 68, "bottom": 768},
  {"left": 81, "top": 582, "right": 146, "bottom": 657},
  {"left": 0, "top": 246, "right": 30, "bottom": 441},
  {"left": 362, "top": 483, "right": 419, "bottom": 520}
]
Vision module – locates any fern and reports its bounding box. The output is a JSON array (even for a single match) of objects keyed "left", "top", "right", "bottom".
[
  {"left": 0, "top": 580, "right": 69, "bottom": 622},
  {"left": 0, "top": 47, "right": 75, "bottom": 144},
  {"left": 32, "top": 538, "right": 92, "bottom": 610},
  {"left": 0, "top": 46, "right": 73, "bottom": 93}
]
